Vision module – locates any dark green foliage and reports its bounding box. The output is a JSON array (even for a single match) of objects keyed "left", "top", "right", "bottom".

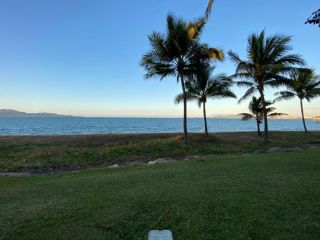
[
  {"left": 274, "top": 68, "right": 320, "bottom": 102},
  {"left": 239, "top": 96, "right": 286, "bottom": 135},
  {"left": 305, "top": 9, "right": 320, "bottom": 27},
  {"left": 274, "top": 68, "right": 320, "bottom": 132},
  {"left": 229, "top": 30, "right": 304, "bottom": 142}
]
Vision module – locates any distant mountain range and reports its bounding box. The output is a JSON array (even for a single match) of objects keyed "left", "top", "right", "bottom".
[
  {"left": 209, "top": 114, "right": 240, "bottom": 119},
  {"left": 0, "top": 109, "right": 75, "bottom": 118},
  {"left": 0, "top": 109, "right": 317, "bottom": 119}
]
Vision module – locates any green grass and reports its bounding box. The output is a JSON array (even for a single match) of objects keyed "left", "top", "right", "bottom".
[
  {"left": 1, "top": 149, "right": 320, "bottom": 239},
  {"left": 1, "top": 132, "right": 320, "bottom": 172}
]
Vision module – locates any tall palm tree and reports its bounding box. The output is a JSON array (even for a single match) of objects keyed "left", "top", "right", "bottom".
[
  {"left": 274, "top": 68, "right": 320, "bottom": 132},
  {"left": 228, "top": 30, "right": 304, "bottom": 142},
  {"left": 239, "top": 96, "right": 286, "bottom": 136},
  {"left": 140, "top": 15, "right": 223, "bottom": 143},
  {"left": 175, "top": 64, "right": 236, "bottom": 136}
]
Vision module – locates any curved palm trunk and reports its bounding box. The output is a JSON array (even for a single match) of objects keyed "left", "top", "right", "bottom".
[
  {"left": 180, "top": 76, "right": 188, "bottom": 143},
  {"left": 203, "top": 101, "right": 208, "bottom": 137},
  {"left": 300, "top": 98, "right": 308, "bottom": 133},
  {"left": 259, "top": 90, "right": 269, "bottom": 143}
]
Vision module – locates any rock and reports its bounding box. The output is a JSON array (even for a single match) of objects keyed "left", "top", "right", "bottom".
[
  {"left": 268, "top": 147, "right": 302, "bottom": 153},
  {"left": 108, "top": 164, "right": 120, "bottom": 168},
  {"left": 268, "top": 147, "right": 283, "bottom": 153},
  {"left": 148, "top": 158, "right": 177, "bottom": 165},
  {"left": 0, "top": 172, "right": 31, "bottom": 177}
]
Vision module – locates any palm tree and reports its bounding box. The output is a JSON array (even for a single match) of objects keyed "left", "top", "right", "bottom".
[
  {"left": 175, "top": 64, "right": 236, "bottom": 137},
  {"left": 305, "top": 9, "right": 320, "bottom": 27},
  {"left": 239, "top": 96, "right": 286, "bottom": 136},
  {"left": 187, "top": 0, "right": 216, "bottom": 39},
  {"left": 140, "top": 15, "right": 223, "bottom": 143},
  {"left": 229, "top": 30, "right": 304, "bottom": 142},
  {"left": 205, "top": 0, "right": 215, "bottom": 21},
  {"left": 274, "top": 68, "right": 320, "bottom": 132}
]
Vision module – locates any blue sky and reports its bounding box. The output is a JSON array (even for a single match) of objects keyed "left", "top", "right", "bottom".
[{"left": 0, "top": 0, "right": 319, "bottom": 117}]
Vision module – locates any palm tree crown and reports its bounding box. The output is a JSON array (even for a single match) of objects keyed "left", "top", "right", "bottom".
[
  {"left": 274, "top": 68, "right": 320, "bottom": 132},
  {"left": 175, "top": 64, "right": 236, "bottom": 136},
  {"left": 229, "top": 30, "right": 304, "bottom": 142},
  {"left": 141, "top": 15, "right": 223, "bottom": 81},
  {"left": 140, "top": 14, "right": 223, "bottom": 143},
  {"left": 239, "top": 96, "right": 286, "bottom": 135},
  {"left": 175, "top": 65, "right": 235, "bottom": 106}
]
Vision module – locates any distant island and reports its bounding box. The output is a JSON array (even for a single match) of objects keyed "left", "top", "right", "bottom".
[{"left": 0, "top": 109, "right": 75, "bottom": 118}]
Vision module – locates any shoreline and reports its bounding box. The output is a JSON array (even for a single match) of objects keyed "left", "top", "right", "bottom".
[
  {"left": 0, "top": 130, "right": 319, "bottom": 138},
  {"left": 0, "top": 115, "right": 319, "bottom": 119}
]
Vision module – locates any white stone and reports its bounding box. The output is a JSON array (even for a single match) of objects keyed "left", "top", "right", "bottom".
[
  {"left": 148, "top": 158, "right": 177, "bottom": 165},
  {"left": 148, "top": 230, "right": 173, "bottom": 240},
  {"left": 108, "top": 164, "right": 119, "bottom": 168},
  {"left": 0, "top": 172, "right": 31, "bottom": 177},
  {"left": 268, "top": 147, "right": 283, "bottom": 152}
]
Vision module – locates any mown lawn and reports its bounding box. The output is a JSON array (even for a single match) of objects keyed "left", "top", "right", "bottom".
[
  {"left": 1, "top": 131, "right": 320, "bottom": 172},
  {"left": 1, "top": 149, "right": 320, "bottom": 239}
]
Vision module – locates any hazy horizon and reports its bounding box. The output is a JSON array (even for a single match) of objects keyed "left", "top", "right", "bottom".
[
  {"left": 1, "top": 108, "right": 319, "bottom": 119},
  {"left": 0, "top": 0, "right": 319, "bottom": 117}
]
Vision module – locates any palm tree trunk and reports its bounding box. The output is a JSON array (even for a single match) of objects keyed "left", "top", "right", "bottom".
[
  {"left": 180, "top": 75, "right": 188, "bottom": 143},
  {"left": 256, "top": 115, "right": 261, "bottom": 136},
  {"left": 203, "top": 101, "right": 208, "bottom": 137},
  {"left": 259, "top": 90, "right": 269, "bottom": 143},
  {"left": 257, "top": 121, "right": 261, "bottom": 136},
  {"left": 300, "top": 98, "right": 308, "bottom": 133}
]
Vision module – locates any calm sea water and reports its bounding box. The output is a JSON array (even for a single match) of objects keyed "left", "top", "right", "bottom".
[{"left": 0, "top": 117, "right": 319, "bottom": 135}]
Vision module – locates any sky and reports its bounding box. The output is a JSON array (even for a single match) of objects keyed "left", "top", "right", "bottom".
[{"left": 0, "top": 0, "right": 319, "bottom": 117}]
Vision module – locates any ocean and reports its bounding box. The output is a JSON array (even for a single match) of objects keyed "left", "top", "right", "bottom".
[{"left": 0, "top": 117, "right": 319, "bottom": 135}]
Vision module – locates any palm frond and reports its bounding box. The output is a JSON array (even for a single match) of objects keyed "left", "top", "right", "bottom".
[
  {"left": 305, "top": 88, "right": 320, "bottom": 101},
  {"left": 273, "top": 91, "right": 296, "bottom": 102},
  {"left": 268, "top": 112, "right": 287, "bottom": 117},
  {"left": 174, "top": 92, "right": 198, "bottom": 104},
  {"left": 274, "top": 54, "right": 305, "bottom": 66},
  {"left": 236, "top": 80, "right": 254, "bottom": 88},
  {"left": 228, "top": 51, "right": 243, "bottom": 66},
  {"left": 205, "top": 0, "right": 214, "bottom": 21},
  {"left": 140, "top": 51, "right": 176, "bottom": 80},
  {"left": 238, "top": 87, "right": 256, "bottom": 103},
  {"left": 238, "top": 113, "right": 254, "bottom": 121}
]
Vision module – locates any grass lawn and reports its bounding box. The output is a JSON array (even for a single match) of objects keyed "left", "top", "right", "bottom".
[
  {"left": 1, "top": 149, "right": 320, "bottom": 239},
  {"left": 1, "top": 131, "right": 320, "bottom": 173}
]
